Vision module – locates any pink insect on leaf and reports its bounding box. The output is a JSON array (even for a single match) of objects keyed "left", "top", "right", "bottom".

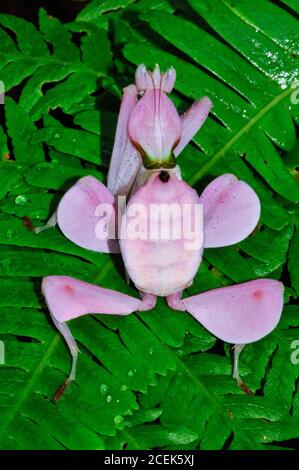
[{"left": 36, "top": 65, "right": 284, "bottom": 398}]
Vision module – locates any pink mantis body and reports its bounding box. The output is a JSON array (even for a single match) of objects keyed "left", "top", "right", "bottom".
[{"left": 38, "top": 65, "right": 284, "bottom": 392}]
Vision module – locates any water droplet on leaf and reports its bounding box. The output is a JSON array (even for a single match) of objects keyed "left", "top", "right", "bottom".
[
  {"left": 100, "top": 383, "right": 109, "bottom": 395},
  {"left": 15, "top": 195, "right": 30, "bottom": 206},
  {"left": 114, "top": 415, "right": 123, "bottom": 425},
  {"left": 6, "top": 229, "right": 15, "bottom": 239}
]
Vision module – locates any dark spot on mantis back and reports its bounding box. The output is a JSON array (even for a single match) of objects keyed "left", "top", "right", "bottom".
[{"left": 159, "top": 171, "right": 170, "bottom": 183}]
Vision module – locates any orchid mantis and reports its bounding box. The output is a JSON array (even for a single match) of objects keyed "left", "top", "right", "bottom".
[{"left": 39, "top": 65, "right": 284, "bottom": 393}]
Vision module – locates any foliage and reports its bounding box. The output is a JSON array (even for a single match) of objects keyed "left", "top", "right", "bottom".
[{"left": 0, "top": 0, "right": 299, "bottom": 450}]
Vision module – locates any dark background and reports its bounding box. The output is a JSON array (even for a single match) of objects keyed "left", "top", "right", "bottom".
[{"left": 0, "top": 0, "right": 85, "bottom": 23}]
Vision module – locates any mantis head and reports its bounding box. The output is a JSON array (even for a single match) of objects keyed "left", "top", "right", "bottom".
[{"left": 128, "top": 64, "right": 182, "bottom": 169}]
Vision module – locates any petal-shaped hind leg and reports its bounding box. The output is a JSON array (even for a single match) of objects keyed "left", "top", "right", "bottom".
[
  {"left": 199, "top": 174, "right": 261, "bottom": 248},
  {"left": 36, "top": 176, "right": 119, "bottom": 253},
  {"left": 57, "top": 176, "right": 119, "bottom": 253},
  {"left": 107, "top": 84, "right": 141, "bottom": 196},
  {"left": 174, "top": 97, "right": 212, "bottom": 157},
  {"left": 167, "top": 280, "right": 283, "bottom": 344},
  {"left": 167, "top": 280, "right": 284, "bottom": 389},
  {"left": 42, "top": 276, "right": 156, "bottom": 387}
]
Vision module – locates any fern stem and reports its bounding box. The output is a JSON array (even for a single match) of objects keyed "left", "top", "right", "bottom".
[
  {"left": 188, "top": 87, "right": 293, "bottom": 185},
  {"left": 0, "top": 335, "right": 60, "bottom": 437}
]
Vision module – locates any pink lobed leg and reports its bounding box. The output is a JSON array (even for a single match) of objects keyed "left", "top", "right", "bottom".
[
  {"left": 166, "top": 279, "right": 284, "bottom": 388},
  {"left": 167, "top": 279, "right": 283, "bottom": 344},
  {"left": 56, "top": 176, "right": 119, "bottom": 253},
  {"left": 199, "top": 174, "right": 261, "bottom": 248},
  {"left": 34, "top": 176, "right": 119, "bottom": 253},
  {"left": 174, "top": 97, "right": 213, "bottom": 157},
  {"left": 107, "top": 84, "right": 141, "bottom": 196},
  {"left": 42, "top": 276, "right": 157, "bottom": 385}
]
